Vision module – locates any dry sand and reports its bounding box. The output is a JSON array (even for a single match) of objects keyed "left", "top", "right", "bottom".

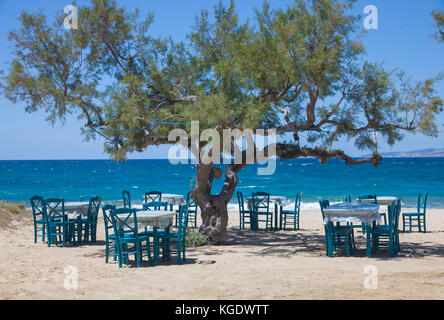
[{"left": 0, "top": 207, "right": 443, "bottom": 300}]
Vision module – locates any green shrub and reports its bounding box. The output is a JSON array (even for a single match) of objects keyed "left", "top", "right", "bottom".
[{"left": 185, "top": 229, "right": 208, "bottom": 247}]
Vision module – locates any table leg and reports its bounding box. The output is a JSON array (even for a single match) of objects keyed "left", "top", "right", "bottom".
[{"left": 274, "top": 203, "right": 278, "bottom": 231}]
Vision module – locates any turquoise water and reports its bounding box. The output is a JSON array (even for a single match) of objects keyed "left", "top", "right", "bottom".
[{"left": 0, "top": 158, "right": 443, "bottom": 208}]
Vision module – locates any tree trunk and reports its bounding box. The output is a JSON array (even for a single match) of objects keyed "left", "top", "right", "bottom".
[{"left": 191, "top": 163, "right": 243, "bottom": 244}]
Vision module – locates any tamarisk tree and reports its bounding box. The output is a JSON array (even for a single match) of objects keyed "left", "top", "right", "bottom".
[{"left": 2, "top": 0, "right": 443, "bottom": 244}]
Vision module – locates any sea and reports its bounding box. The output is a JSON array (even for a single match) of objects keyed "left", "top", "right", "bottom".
[{"left": 0, "top": 158, "right": 443, "bottom": 209}]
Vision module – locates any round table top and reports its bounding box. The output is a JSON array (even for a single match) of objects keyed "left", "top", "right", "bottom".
[
  {"left": 247, "top": 196, "right": 287, "bottom": 201},
  {"left": 324, "top": 202, "right": 380, "bottom": 217},
  {"left": 359, "top": 196, "right": 399, "bottom": 205}
]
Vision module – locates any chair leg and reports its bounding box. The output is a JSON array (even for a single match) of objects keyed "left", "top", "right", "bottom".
[{"left": 409, "top": 216, "right": 412, "bottom": 233}]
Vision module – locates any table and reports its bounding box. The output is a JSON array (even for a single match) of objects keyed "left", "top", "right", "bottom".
[
  {"left": 323, "top": 202, "right": 381, "bottom": 257},
  {"left": 247, "top": 196, "right": 288, "bottom": 231},
  {"left": 358, "top": 196, "right": 399, "bottom": 206},
  {"left": 117, "top": 210, "right": 176, "bottom": 264},
  {"left": 142, "top": 194, "right": 185, "bottom": 210}
]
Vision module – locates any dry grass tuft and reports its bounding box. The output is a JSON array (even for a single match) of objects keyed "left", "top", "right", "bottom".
[{"left": 0, "top": 201, "right": 31, "bottom": 229}]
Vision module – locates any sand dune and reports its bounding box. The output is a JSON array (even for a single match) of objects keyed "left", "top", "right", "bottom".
[{"left": 0, "top": 208, "right": 443, "bottom": 299}]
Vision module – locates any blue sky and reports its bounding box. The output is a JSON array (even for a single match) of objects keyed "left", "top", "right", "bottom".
[{"left": 0, "top": 0, "right": 443, "bottom": 160}]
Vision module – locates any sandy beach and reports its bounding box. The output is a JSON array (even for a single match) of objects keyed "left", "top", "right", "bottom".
[{"left": 0, "top": 207, "right": 443, "bottom": 300}]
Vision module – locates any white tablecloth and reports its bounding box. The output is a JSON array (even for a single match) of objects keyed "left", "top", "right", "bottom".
[
  {"left": 323, "top": 202, "right": 381, "bottom": 225},
  {"left": 117, "top": 210, "right": 176, "bottom": 229},
  {"left": 359, "top": 196, "right": 399, "bottom": 206},
  {"left": 64, "top": 201, "right": 89, "bottom": 216}
]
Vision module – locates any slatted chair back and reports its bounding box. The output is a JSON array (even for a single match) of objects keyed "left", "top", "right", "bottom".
[
  {"left": 294, "top": 192, "right": 303, "bottom": 214},
  {"left": 110, "top": 208, "right": 139, "bottom": 239},
  {"left": 177, "top": 204, "right": 190, "bottom": 235},
  {"left": 252, "top": 192, "right": 270, "bottom": 213},
  {"left": 358, "top": 195, "right": 378, "bottom": 204},
  {"left": 45, "top": 198, "right": 66, "bottom": 222},
  {"left": 30, "top": 196, "right": 46, "bottom": 222},
  {"left": 186, "top": 192, "right": 197, "bottom": 211},
  {"left": 102, "top": 204, "right": 116, "bottom": 235},
  {"left": 237, "top": 191, "right": 246, "bottom": 212},
  {"left": 144, "top": 191, "right": 162, "bottom": 203},
  {"left": 419, "top": 193, "right": 428, "bottom": 214},
  {"left": 122, "top": 190, "right": 131, "bottom": 209},
  {"left": 87, "top": 196, "right": 102, "bottom": 223},
  {"left": 394, "top": 199, "right": 402, "bottom": 231},
  {"left": 319, "top": 200, "right": 330, "bottom": 221}
]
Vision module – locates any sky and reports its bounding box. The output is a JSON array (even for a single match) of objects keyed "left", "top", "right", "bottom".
[{"left": 0, "top": 0, "right": 443, "bottom": 160}]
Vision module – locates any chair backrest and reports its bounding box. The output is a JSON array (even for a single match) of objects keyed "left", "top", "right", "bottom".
[
  {"left": 144, "top": 201, "right": 168, "bottom": 210},
  {"left": 319, "top": 200, "right": 330, "bottom": 221},
  {"left": 345, "top": 194, "right": 352, "bottom": 202},
  {"left": 30, "top": 196, "right": 45, "bottom": 222},
  {"left": 418, "top": 192, "right": 428, "bottom": 214},
  {"left": 394, "top": 199, "right": 402, "bottom": 231},
  {"left": 102, "top": 204, "right": 116, "bottom": 237},
  {"left": 294, "top": 192, "right": 303, "bottom": 213},
  {"left": 252, "top": 192, "right": 270, "bottom": 213},
  {"left": 87, "top": 196, "right": 102, "bottom": 223},
  {"left": 44, "top": 198, "right": 66, "bottom": 222},
  {"left": 186, "top": 192, "right": 197, "bottom": 212},
  {"left": 144, "top": 191, "right": 162, "bottom": 203},
  {"left": 177, "top": 204, "right": 190, "bottom": 235},
  {"left": 122, "top": 190, "right": 131, "bottom": 209},
  {"left": 358, "top": 195, "right": 378, "bottom": 204},
  {"left": 110, "top": 208, "right": 138, "bottom": 239},
  {"left": 237, "top": 191, "right": 246, "bottom": 212}
]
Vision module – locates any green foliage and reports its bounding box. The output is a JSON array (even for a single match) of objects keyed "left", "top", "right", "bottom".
[
  {"left": 185, "top": 229, "right": 209, "bottom": 247},
  {"left": 432, "top": 10, "right": 444, "bottom": 43},
  {"left": 0, "top": 0, "right": 442, "bottom": 163}
]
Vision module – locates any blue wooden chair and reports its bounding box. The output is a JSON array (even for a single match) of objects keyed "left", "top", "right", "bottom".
[
  {"left": 236, "top": 191, "right": 251, "bottom": 230},
  {"left": 319, "top": 200, "right": 355, "bottom": 257},
  {"left": 76, "top": 196, "right": 102, "bottom": 244},
  {"left": 122, "top": 190, "right": 132, "bottom": 209},
  {"left": 358, "top": 195, "right": 386, "bottom": 225},
  {"left": 44, "top": 198, "right": 75, "bottom": 247},
  {"left": 143, "top": 201, "right": 168, "bottom": 211},
  {"left": 185, "top": 192, "right": 198, "bottom": 228},
  {"left": 251, "top": 192, "right": 273, "bottom": 231},
  {"left": 143, "top": 191, "right": 162, "bottom": 210},
  {"left": 102, "top": 204, "right": 117, "bottom": 263},
  {"left": 158, "top": 204, "right": 189, "bottom": 265},
  {"left": 366, "top": 199, "right": 401, "bottom": 257},
  {"left": 30, "top": 196, "right": 47, "bottom": 243},
  {"left": 110, "top": 208, "right": 152, "bottom": 268},
  {"left": 402, "top": 193, "right": 428, "bottom": 233},
  {"left": 280, "top": 192, "right": 302, "bottom": 230}
]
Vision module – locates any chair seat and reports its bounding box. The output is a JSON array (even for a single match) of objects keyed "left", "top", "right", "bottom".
[
  {"left": 254, "top": 211, "right": 272, "bottom": 215},
  {"left": 281, "top": 210, "right": 297, "bottom": 214},
  {"left": 158, "top": 232, "right": 185, "bottom": 239},
  {"left": 35, "top": 219, "right": 46, "bottom": 224},
  {"left": 370, "top": 225, "right": 391, "bottom": 233},
  {"left": 119, "top": 234, "right": 150, "bottom": 242},
  {"left": 139, "top": 229, "right": 167, "bottom": 236},
  {"left": 331, "top": 226, "right": 354, "bottom": 234},
  {"left": 402, "top": 212, "right": 423, "bottom": 216}
]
